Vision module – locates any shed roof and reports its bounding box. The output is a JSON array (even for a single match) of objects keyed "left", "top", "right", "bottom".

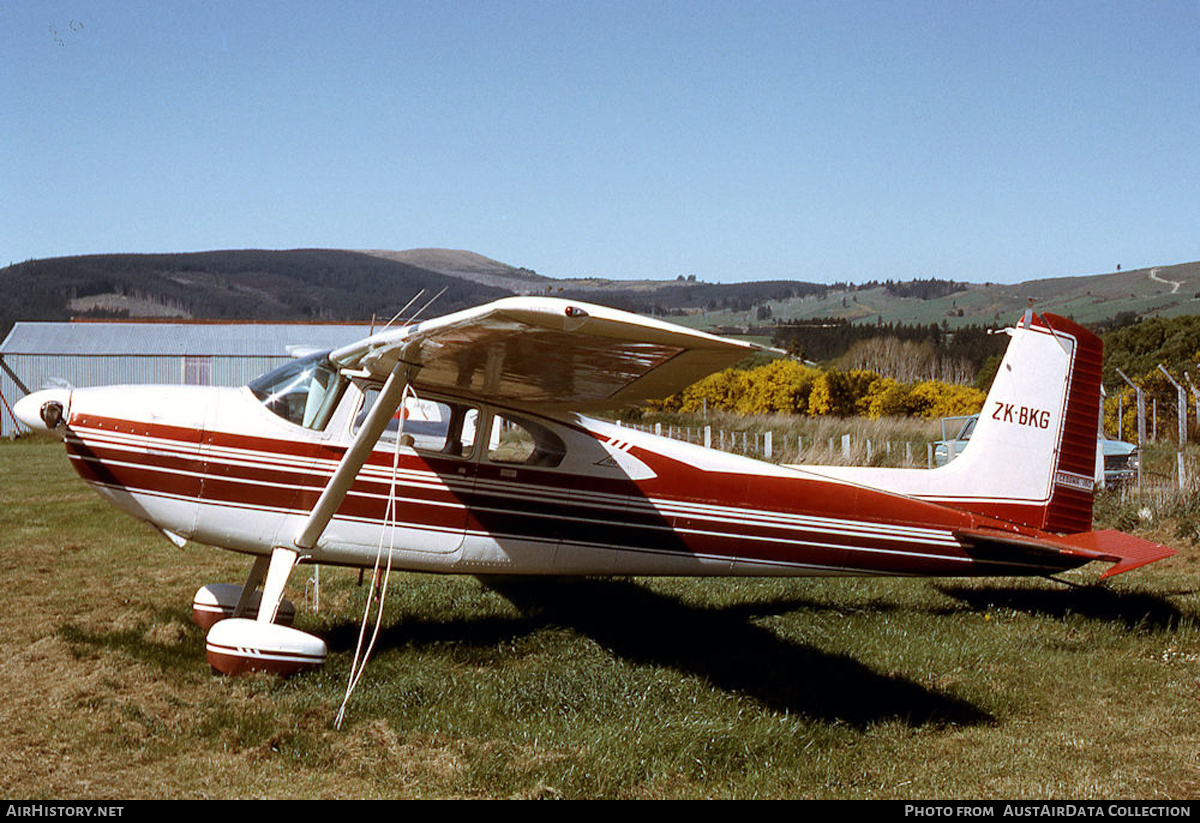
[{"left": 0, "top": 321, "right": 377, "bottom": 357}]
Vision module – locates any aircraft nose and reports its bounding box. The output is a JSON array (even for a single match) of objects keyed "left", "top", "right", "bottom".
[{"left": 13, "top": 388, "right": 71, "bottom": 432}]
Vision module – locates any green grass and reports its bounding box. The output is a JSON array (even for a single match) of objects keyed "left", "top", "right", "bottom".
[{"left": 2, "top": 435, "right": 1199, "bottom": 798}]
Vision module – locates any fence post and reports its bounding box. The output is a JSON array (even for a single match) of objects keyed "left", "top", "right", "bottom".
[
  {"left": 1157, "top": 365, "right": 1187, "bottom": 447},
  {"left": 1116, "top": 368, "right": 1145, "bottom": 491},
  {"left": 1188, "top": 373, "right": 1200, "bottom": 436},
  {"left": 765, "top": 431, "right": 773, "bottom": 460},
  {"left": 704, "top": 425, "right": 711, "bottom": 449},
  {"left": 841, "top": 434, "right": 851, "bottom": 459}
]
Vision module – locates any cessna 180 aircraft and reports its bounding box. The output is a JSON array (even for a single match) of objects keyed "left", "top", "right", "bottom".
[{"left": 14, "top": 297, "right": 1175, "bottom": 676}]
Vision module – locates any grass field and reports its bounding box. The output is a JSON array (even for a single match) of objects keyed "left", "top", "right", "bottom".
[{"left": 2, "top": 436, "right": 1199, "bottom": 799}]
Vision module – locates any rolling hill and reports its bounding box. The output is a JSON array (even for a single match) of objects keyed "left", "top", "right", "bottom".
[
  {"left": 661, "top": 261, "right": 1200, "bottom": 336},
  {"left": 0, "top": 249, "right": 510, "bottom": 339},
  {"left": 3, "top": 248, "right": 1198, "bottom": 345},
  {"left": 359, "top": 248, "right": 550, "bottom": 292}
]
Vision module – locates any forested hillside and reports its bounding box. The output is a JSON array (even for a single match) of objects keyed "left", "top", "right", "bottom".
[
  {"left": 553, "top": 280, "right": 830, "bottom": 316},
  {"left": 1101, "top": 315, "right": 1200, "bottom": 384},
  {"left": 1098, "top": 315, "right": 1200, "bottom": 440},
  {"left": 0, "top": 250, "right": 509, "bottom": 339},
  {"left": 771, "top": 318, "right": 1006, "bottom": 374}
]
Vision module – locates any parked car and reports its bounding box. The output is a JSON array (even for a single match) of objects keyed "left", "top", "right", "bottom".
[
  {"left": 1098, "top": 436, "right": 1139, "bottom": 484},
  {"left": 934, "top": 414, "right": 1139, "bottom": 484}
]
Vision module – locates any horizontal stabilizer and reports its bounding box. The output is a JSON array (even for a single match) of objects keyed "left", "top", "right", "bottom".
[
  {"left": 955, "top": 527, "right": 1175, "bottom": 579},
  {"left": 1053, "top": 529, "right": 1177, "bottom": 579}
]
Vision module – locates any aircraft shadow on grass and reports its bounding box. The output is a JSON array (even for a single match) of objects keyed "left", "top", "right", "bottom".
[
  {"left": 934, "top": 582, "right": 1189, "bottom": 630},
  {"left": 323, "top": 577, "right": 992, "bottom": 729}
]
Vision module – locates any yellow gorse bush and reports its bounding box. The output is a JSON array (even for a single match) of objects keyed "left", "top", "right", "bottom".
[{"left": 654, "top": 359, "right": 985, "bottom": 419}]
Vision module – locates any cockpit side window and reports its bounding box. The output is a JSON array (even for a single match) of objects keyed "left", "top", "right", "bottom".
[
  {"left": 356, "top": 387, "right": 479, "bottom": 458},
  {"left": 249, "top": 352, "right": 348, "bottom": 431}
]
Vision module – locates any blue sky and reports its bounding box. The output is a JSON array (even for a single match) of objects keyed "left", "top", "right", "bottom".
[{"left": 3, "top": 1, "right": 1197, "bottom": 284}]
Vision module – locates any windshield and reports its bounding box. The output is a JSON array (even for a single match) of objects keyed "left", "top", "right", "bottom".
[{"left": 249, "top": 352, "right": 348, "bottom": 430}]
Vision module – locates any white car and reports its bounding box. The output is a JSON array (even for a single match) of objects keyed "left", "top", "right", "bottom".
[{"left": 934, "top": 414, "right": 1138, "bottom": 484}]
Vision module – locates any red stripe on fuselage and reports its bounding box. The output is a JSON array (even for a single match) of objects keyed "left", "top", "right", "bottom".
[{"left": 62, "top": 413, "right": 1084, "bottom": 577}]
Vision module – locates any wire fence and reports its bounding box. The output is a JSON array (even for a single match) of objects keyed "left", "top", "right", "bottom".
[{"left": 618, "top": 421, "right": 938, "bottom": 468}]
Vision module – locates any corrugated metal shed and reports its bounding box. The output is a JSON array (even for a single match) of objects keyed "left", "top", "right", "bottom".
[{"left": 1, "top": 321, "right": 375, "bottom": 436}]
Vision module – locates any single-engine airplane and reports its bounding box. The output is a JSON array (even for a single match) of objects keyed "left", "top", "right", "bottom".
[{"left": 14, "top": 297, "right": 1175, "bottom": 676}]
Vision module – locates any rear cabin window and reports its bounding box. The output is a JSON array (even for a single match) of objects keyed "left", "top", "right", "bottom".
[{"left": 487, "top": 414, "right": 566, "bottom": 468}]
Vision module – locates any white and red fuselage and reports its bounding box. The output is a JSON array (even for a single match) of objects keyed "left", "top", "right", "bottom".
[{"left": 31, "top": 377, "right": 1099, "bottom": 580}]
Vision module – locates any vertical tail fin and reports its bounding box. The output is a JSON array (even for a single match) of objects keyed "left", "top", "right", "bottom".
[
  {"left": 799, "top": 310, "right": 1104, "bottom": 535},
  {"left": 935, "top": 310, "right": 1102, "bottom": 533}
]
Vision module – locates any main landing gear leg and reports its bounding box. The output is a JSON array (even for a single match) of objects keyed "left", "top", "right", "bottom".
[
  {"left": 203, "top": 547, "right": 327, "bottom": 676},
  {"left": 231, "top": 555, "right": 269, "bottom": 618},
  {"left": 197, "top": 363, "right": 414, "bottom": 676},
  {"left": 190, "top": 554, "right": 296, "bottom": 630},
  {"left": 256, "top": 547, "right": 297, "bottom": 625}
]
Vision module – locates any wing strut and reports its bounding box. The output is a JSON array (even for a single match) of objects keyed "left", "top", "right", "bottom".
[
  {"left": 243, "top": 360, "right": 412, "bottom": 640},
  {"left": 294, "top": 360, "right": 414, "bottom": 551}
]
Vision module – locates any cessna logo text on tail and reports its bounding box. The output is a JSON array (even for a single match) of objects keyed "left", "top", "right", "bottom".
[
  {"left": 992, "top": 402, "right": 1051, "bottom": 429},
  {"left": 12, "top": 299, "right": 1175, "bottom": 681}
]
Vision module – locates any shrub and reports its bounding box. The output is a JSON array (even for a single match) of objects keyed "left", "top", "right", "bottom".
[
  {"left": 653, "top": 361, "right": 984, "bottom": 420},
  {"left": 906, "top": 381, "right": 986, "bottom": 418}
]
